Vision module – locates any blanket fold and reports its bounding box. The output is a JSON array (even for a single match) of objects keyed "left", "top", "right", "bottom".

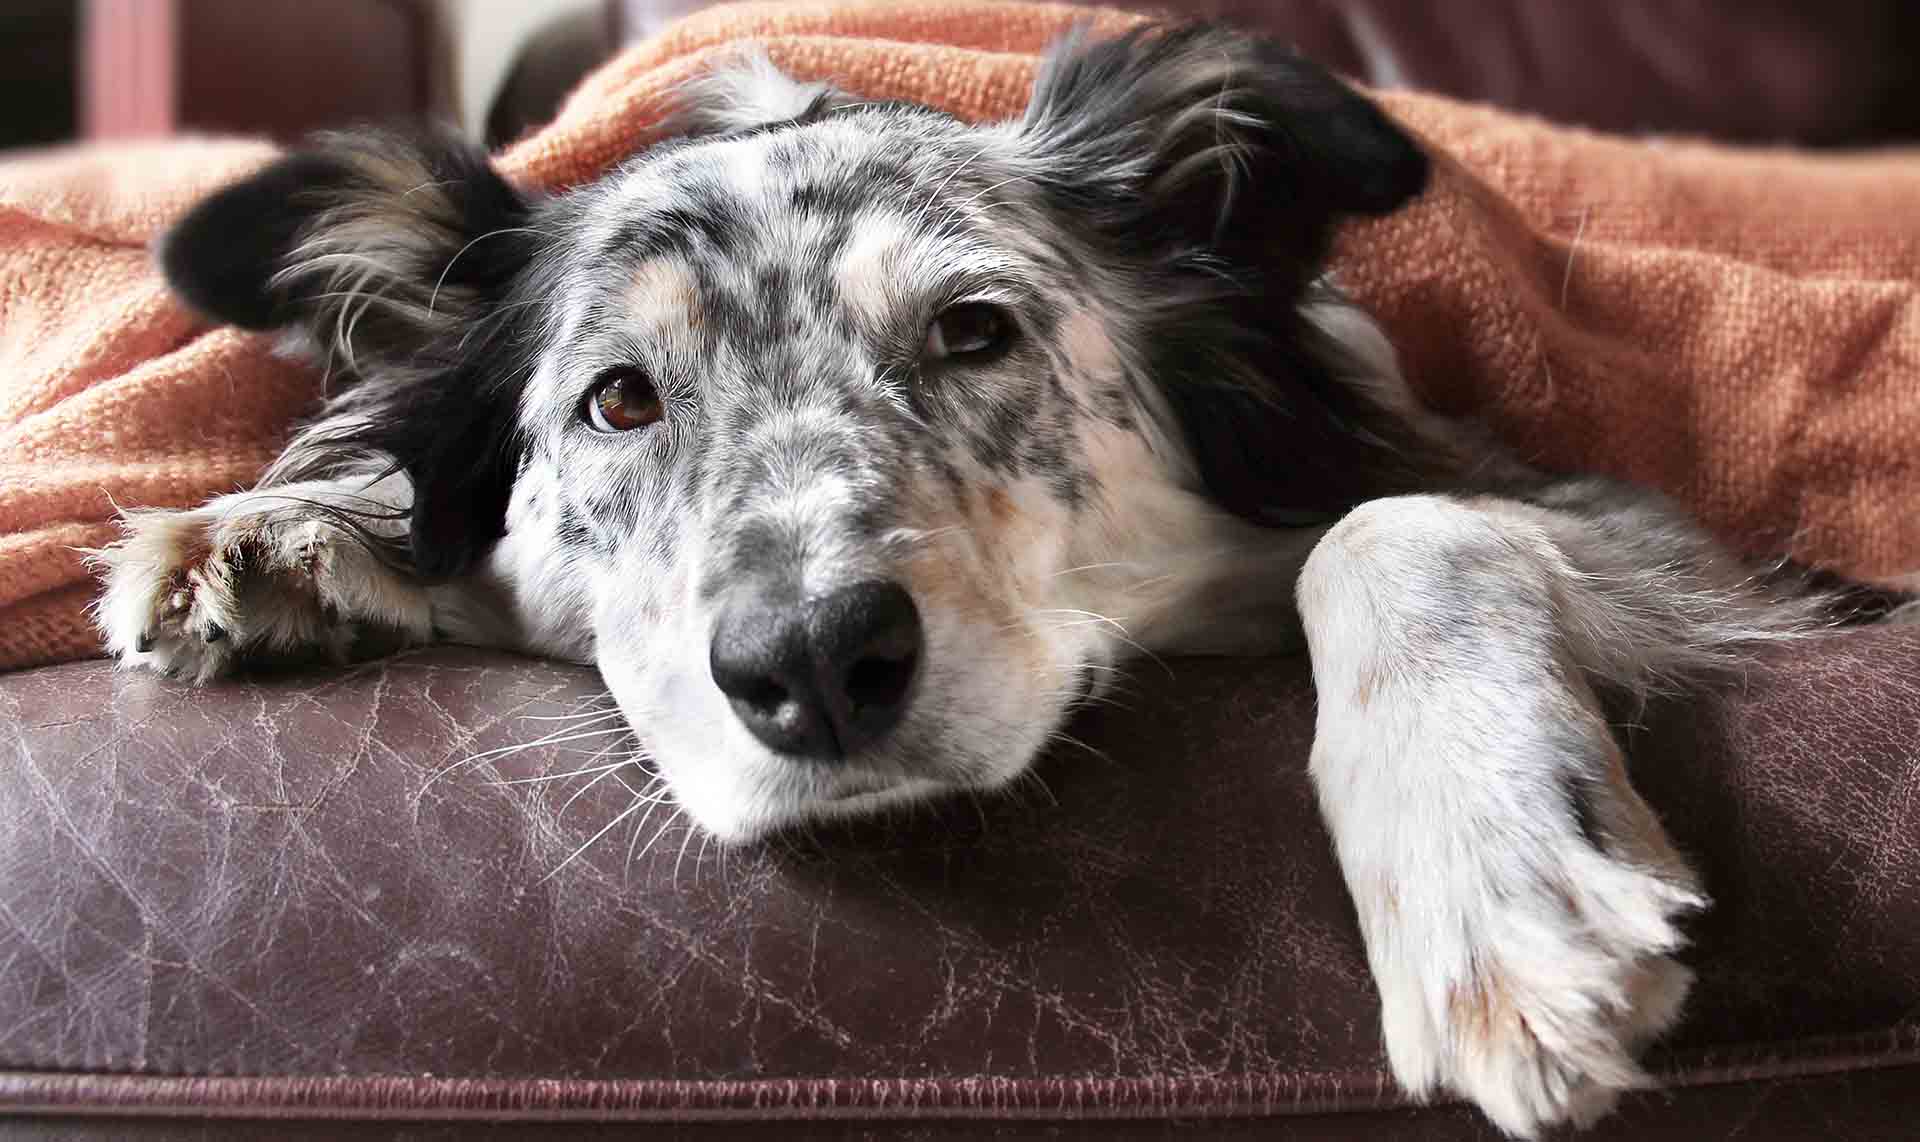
[{"left": 2, "top": 0, "right": 1916, "bottom": 670}]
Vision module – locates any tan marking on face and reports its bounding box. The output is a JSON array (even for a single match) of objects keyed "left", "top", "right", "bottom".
[
  {"left": 895, "top": 470, "right": 995, "bottom": 625},
  {"left": 1078, "top": 423, "right": 1156, "bottom": 503},
  {"left": 1075, "top": 423, "right": 1203, "bottom": 569},
  {"left": 1058, "top": 308, "right": 1120, "bottom": 381},
  {"left": 904, "top": 545, "right": 1008, "bottom": 635},
  {"left": 970, "top": 475, "right": 1073, "bottom": 598},
  {"left": 627, "top": 260, "right": 702, "bottom": 329},
  {"left": 894, "top": 469, "right": 1052, "bottom": 684},
  {"left": 833, "top": 212, "right": 911, "bottom": 329},
  {"left": 902, "top": 526, "right": 1054, "bottom": 690},
  {"left": 984, "top": 486, "right": 1016, "bottom": 526}
]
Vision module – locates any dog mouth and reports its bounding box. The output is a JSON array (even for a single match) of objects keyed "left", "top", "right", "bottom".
[
  {"left": 820, "top": 774, "right": 901, "bottom": 802},
  {"left": 801, "top": 774, "right": 952, "bottom": 824}
]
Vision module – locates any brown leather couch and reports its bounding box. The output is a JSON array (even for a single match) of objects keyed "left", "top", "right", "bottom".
[{"left": 5, "top": 3, "right": 1918, "bottom": 1139}]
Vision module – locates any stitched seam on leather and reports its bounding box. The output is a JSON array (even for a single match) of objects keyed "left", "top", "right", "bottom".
[{"left": 0, "top": 1025, "right": 1914, "bottom": 1121}]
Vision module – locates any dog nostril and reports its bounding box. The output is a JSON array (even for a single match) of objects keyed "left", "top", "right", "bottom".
[
  {"left": 844, "top": 649, "right": 917, "bottom": 714},
  {"left": 710, "top": 597, "right": 833, "bottom": 758},
  {"left": 809, "top": 580, "right": 922, "bottom": 754},
  {"left": 738, "top": 677, "right": 790, "bottom": 715}
]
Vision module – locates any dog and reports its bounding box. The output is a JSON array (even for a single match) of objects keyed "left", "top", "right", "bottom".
[{"left": 87, "top": 23, "right": 1912, "bottom": 1137}]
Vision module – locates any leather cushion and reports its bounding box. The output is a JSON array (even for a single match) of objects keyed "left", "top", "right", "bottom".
[{"left": 0, "top": 630, "right": 1916, "bottom": 1127}]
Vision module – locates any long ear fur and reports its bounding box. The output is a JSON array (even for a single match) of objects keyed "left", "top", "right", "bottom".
[
  {"left": 158, "top": 128, "right": 546, "bottom": 579},
  {"left": 668, "top": 49, "right": 858, "bottom": 138},
  {"left": 1021, "top": 24, "right": 1426, "bottom": 269},
  {"left": 1020, "top": 25, "right": 1443, "bottom": 524}
]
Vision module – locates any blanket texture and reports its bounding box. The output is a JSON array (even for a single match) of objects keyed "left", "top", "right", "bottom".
[{"left": 3, "top": 0, "right": 1917, "bottom": 670}]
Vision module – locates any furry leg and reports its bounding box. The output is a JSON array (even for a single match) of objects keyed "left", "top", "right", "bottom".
[{"left": 1297, "top": 486, "right": 1828, "bottom": 1136}]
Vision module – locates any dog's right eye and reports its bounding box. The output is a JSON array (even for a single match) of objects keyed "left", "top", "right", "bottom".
[
  {"left": 923, "top": 302, "right": 1016, "bottom": 364},
  {"left": 583, "top": 366, "right": 664, "bottom": 433}
]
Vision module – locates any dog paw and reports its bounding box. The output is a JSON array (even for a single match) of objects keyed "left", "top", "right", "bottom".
[
  {"left": 88, "top": 503, "right": 430, "bottom": 681},
  {"left": 1366, "top": 817, "right": 1704, "bottom": 1137},
  {"left": 89, "top": 508, "right": 243, "bottom": 681}
]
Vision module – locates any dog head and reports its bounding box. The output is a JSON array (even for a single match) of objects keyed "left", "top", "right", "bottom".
[{"left": 159, "top": 25, "right": 1429, "bottom": 840}]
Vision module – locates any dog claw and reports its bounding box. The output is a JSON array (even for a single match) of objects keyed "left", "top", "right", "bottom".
[
  {"left": 204, "top": 623, "right": 226, "bottom": 643},
  {"left": 135, "top": 632, "right": 155, "bottom": 653}
]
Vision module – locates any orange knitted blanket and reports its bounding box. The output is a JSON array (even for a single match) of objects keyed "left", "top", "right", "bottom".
[{"left": 3, "top": 0, "right": 1917, "bottom": 670}]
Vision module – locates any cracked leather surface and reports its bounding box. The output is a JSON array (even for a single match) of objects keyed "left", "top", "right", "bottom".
[{"left": 0, "top": 628, "right": 1916, "bottom": 1138}]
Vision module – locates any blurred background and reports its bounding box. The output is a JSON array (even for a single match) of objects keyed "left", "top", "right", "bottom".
[
  {"left": 1, "top": 0, "right": 623, "bottom": 152},
  {"left": 2, "top": 1, "right": 1918, "bottom": 156}
]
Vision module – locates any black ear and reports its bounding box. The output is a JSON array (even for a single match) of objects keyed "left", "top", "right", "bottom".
[
  {"left": 1020, "top": 24, "right": 1426, "bottom": 276},
  {"left": 1019, "top": 26, "right": 1436, "bottom": 525},
  {"left": 159, "top": 153, "right": 357, "bottom": 330},
  {"left": 157, "top": 128, "right": 543, "bottom": 579}
]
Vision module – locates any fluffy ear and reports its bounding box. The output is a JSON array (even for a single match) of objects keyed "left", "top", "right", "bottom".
[
  {"left": 157, "top": 127, "right": 544, "bottom": 579},
  {"left": 1019, "top": 26, "right": 1437, "bottom": 525},
  {"left": 1019, "top": 24, "right": 1426, "bottom": 276},
  {"left": 669, "top": 50, "right": 858, "bottom": 137}
]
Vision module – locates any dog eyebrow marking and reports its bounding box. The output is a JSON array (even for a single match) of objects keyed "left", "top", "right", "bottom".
[
  {"left": 834, "top": 209, "right": 1039, "bottom": 339},
  {"left": 834, "top": 211, "right": 914, "bottom": 327},
  {"left": 627, "top": 259, "right": 703, "bottom": 329}
]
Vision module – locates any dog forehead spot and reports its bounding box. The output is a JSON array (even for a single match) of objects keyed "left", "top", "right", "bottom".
[
  {"left": 717, "top": 136, "right": 771, "bottom": 200},
  {"left": 834, "top": 210, "right": 915, "bottom": 324},
  {"left": 626, "top": 258, "right": 701, "bottom": 323}
]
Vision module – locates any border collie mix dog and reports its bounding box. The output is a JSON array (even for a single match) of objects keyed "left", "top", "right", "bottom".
[{"left": 89, "top": 24, "right": 1910, "bottom": 1137}]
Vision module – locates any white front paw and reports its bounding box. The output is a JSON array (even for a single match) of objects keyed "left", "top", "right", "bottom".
[
  {"left": 89, "top": 509, "right": 245, "bottom": 681},
  {"left": 1363, "top": 794, "right": 1704, "bottom": 1137},
  {"left": 88, "top": 505, "right": 430, "bottom": 681}
]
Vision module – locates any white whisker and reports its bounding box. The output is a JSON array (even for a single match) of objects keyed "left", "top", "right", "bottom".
[
  {"left": 672, "top": 816, "right": 701, "bottom": 889},
  {"left": 426, "top": 226, "right": 551, "bottom": 319},
  {"left": 417, "top": 724, "right": 635, "bottom": 801},
  {"left": 558, "top": 757, "right": 661, "bottom": 816},
  {"left": 632, "top": 806, "right": 687, "bottom": 867},
  {"left": 517, "top": 703, "right": 622, "bottom": 723},
  {"left": 488, "top": 759, "right": 632, "bottom": 787},
  {"left": 540, "top": 796, "right": 652, "bottom": 883}
]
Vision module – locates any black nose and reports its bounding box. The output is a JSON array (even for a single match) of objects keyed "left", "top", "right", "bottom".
[{"left": 709, "top": 580, "right": 923, "bottom": 761}]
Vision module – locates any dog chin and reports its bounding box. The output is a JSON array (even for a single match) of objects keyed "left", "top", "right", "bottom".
[
  {"left": 791, "top": 774, "right": 957, "bottom": 824},
  {"left": 664, "top": 754, "right": 965, "bottom": 844}
]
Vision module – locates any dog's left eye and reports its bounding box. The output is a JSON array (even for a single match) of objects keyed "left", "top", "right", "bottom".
[
  {"left": 583, "top": 366, "right": 664, "bottom": 433},
  {"left": 923, "top": 302, "right": 1015, "bottom": 363}
]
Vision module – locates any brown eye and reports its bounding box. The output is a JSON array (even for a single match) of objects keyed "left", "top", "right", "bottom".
[
  {"left": 923, "top": 302, "right": 1015, "bottom": 363},
  {"left": 584, "top": 366, "right": 663, "bottom": 433}
]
